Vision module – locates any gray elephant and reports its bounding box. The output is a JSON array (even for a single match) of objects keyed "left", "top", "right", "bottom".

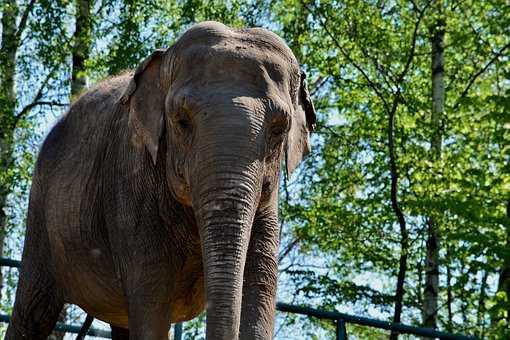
[{"left": 6, "top": 21, "right": 315, "bottom": 340}]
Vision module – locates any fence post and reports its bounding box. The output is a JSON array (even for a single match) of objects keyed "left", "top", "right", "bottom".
[
  {"left": 336, "top": 318, "right": 347, "bottom": 340},
  {"left": 174, "top": 322, "right": 183, "bottom": 340}
]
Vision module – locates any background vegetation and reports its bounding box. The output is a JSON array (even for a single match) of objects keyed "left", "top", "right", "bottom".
[{"left": 0, "top": 0, "right": 508, "bottom": 338}]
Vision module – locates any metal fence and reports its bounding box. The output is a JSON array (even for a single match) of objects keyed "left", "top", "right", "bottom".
[{"left": 0, "top": 258, "right": 476, "bottom": 339}]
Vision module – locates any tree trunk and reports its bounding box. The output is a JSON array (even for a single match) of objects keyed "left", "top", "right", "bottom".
[
  {"left": 460, "top": 261, "right": 468, "bottom": 326},
  {"left": 423, "top": 0, "right": 444, "bottom": 333},
  {"left": 0, "top": 0, "right": 22, "bottom": 308},
  {"left": 496, "top": 200, "right": 510, "bottom": 325},
  {"left": 423, "top": 218, "right": 439, "bottom": 329},
  {"left": 446, "top": 247, "right": 453, "bottom": 332},
  {"left": 388, "top": 98, "right": 408, "bottom": 340},
  {"left": 417, "top": 256, "right": 423, "bottom": 307},
  {"left": 477, "top": 267, "right": 488, "bottom": 337},
  {"left": 71, "top": 0, "right": 92, "bottom": 95}
]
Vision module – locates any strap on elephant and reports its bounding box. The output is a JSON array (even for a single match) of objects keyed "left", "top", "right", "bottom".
[{"left": 75, "top": 314, "right": 94, "bottom": 340}]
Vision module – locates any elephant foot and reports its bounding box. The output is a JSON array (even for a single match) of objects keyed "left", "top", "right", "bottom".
[{"left": 111, "top": 325, "right": 130, "bottom": 339}]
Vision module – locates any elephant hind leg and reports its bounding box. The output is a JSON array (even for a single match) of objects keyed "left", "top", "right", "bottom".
[
  {"left": 111, "top": 325, "right": 130, "bottom": 339},
  {"left": 6, "top": 189, "right": 64, "bottom": 339},
  {"left": 5, "top": 267, "right": 64, "bottom": 339}
]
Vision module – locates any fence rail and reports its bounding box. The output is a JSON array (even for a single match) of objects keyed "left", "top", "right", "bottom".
[
  {"left": 276, "top": 302, "right": 477, "bottom": 340},
  {"left": 0, "top": 314, "right": 111, "bottom": 338},
  {"left": 0, "top": 258, "right": 476, "bottom": 339}
]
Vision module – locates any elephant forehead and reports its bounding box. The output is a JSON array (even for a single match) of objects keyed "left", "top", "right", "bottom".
[
  {"left": 177, "top": 45, "right": 294, "bottom": 97},
  {"left": 187, "top": 44, "right": 286, "bottom": 72},
  {"left": 176, "top": 21, "right": 298, "bottom": 65}
]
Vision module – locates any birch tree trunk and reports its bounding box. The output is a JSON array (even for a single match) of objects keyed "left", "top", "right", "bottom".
[
  {"left": 72, "top": 0, "right": 92, "bottom": 95},
  {"left": 446, "top": 248, "right": 453, "bottom": 332},
  {"left": 423, "top": 0, "right": 444, "bottom": 333}
]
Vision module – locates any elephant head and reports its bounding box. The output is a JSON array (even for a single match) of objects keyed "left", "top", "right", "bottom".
[{"left": 121, "top": 21, "right": 315, "bottom": 338}]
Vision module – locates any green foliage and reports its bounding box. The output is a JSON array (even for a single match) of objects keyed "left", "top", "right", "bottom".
[{"left": 275, "top": 0, "right": 509, "bottom": 338}]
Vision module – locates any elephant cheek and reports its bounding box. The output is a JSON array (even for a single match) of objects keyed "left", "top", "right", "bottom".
[
  {"left": 173, "top": 181, "right": 192, "bottom": 206},
  {"left": 167, "top": 169, "right": 192, "bottom": 206}
]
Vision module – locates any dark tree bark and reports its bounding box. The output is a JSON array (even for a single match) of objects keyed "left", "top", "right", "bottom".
[
  {"left": 446, "top": 248, "right": 453, "bottom": 332},
  {"left": 388, "top": 97, "right": 409, "bottom": 340},
  {"left": 477, "top": 268, "right": 488, "bottom": 337},
  {"left": 496, "top": 200, "right": 510, "bottom": 326},
  {"left": 417, "top": 257, "right": 423, "bottom": 307}
]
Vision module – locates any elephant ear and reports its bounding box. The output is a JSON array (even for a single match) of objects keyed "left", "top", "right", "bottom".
[
  {"left": 286, "top": 70, "right": 317, "bottom": 175},
  {"left": 121, "top": 49, "right": 166, "bottom": 165}
]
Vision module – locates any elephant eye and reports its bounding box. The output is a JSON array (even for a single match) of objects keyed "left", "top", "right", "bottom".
[
  {"left": 271, "top": 125, "right": 286, "bottom": 136},
  {"left": 178, "top": 118, "right": 191, "bottom": 130},
  {"left": 173, "top": 109, "right": 193, "bottom": 133}
]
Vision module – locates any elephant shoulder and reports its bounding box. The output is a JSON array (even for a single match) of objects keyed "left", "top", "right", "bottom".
[
  {"left": 72, "top": 72, "right": 132, "bottom": 113},
  {"left": 58, "top": 73, "right": 132, "bottom": 131},
  {"left": 36, "top": 73, "right": 133, "bottom": 178}
]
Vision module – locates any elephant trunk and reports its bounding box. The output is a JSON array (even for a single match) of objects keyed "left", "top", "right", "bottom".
[{"left": 192, "top": 152, "right": 261, "bottom": 339}]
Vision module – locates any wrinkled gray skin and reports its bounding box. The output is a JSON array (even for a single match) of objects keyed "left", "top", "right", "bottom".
[{"left": 6, "top": 21, "right": 315, "bottom": 340}]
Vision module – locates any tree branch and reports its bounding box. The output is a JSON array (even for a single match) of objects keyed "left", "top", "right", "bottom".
[
  {"left": 14, "top": 0, "right": 37, "bottom": 44},
  {"left": 388, "top": 93, "right": 409, "bottom": 340},
  {"left": 93, "top": 0, "right": 110, "bottom": 17},
  {"left": 386, "top": 12, "right": 428, "bottom": 327},
  {"left": 279, "top": 236, "right": 301, "bottom": 263},
  {"left": 14, "top": 65, "right": 63, "bottom": 126},
  {"left": 301, "top": 1, "right": 391, "bottom": 112},
  {"left": 397, "top": 0, "right": 432, "bottom": 84},
  {"left": 452, "top": 41, "right": 510, "bottom": 110},
  {"left": 16, "top": 101, "right": 68, "bottom": 120},
  {"left": 310, "top": 76, "right": 329, "bottom": 97}
]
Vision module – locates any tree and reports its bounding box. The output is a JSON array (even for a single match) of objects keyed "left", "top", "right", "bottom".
[
  {"left": 423, "top": 0, "right": 445, "bottom": 332},
  {"left": 272, "top": 0, "right": 509, "bottom": 338},
  {"left": 72, "top": 0, "right": 92, "bottom": 96},
  {"left": 0, "top": 0, "right": 36, "bottom": 306}
]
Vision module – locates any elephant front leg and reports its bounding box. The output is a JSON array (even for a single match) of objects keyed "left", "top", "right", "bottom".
[
  {"left": 127, "top": 295, "right": 171, "bottom": 340},
  {"left": 122, "top": 262, "right": 174, "bottom": 339},
  {"left": 240, "top": 210, "right": 280, "bottom": 340}
]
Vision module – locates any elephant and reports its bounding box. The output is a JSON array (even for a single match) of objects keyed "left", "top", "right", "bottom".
[{"left": 6, "top": 21, "right": 316, "bottom": 340}]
